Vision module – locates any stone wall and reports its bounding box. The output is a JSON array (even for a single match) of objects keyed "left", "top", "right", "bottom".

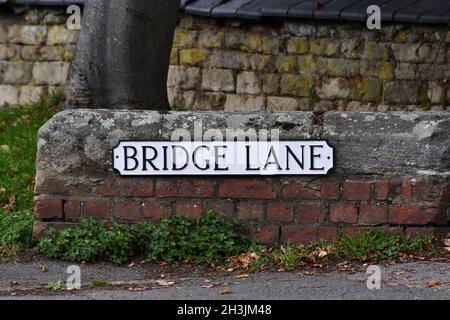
[
  {"left": 1, "top": 6, "right": 449, "bottom": 111},
  {"left": 34, "top": 110, "right": 450, "bottom": 243},
  {"left": 0, "top": 7, "right": 75, "bottom": 106}
]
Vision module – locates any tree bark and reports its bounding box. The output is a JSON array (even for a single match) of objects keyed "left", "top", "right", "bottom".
[{"left": 64, "top": 0, "right": 179, "bottom": 110}]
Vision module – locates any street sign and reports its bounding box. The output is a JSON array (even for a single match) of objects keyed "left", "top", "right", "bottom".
[{"left": 113, "top": 140, "right": 334, "bottom": 176}]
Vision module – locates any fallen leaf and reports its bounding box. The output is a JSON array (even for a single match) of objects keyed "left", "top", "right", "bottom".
[
  {"left": 128, "top": 285, "right": 151, "bottom": 292},
  {"left": 318, "top": 250, "right": 328, "bottom": 258},
  {"left": 127, "top": 262, "right": 135, "bottom": 268},
  {"left": 227, "top": 268, "right": 234, "bottom": 272},
  {"left": 156, "top": 279, "right": 175, "bottom": 287},
  {"left": 0, "top": 187, "right": 5, "bottom": 194},
  {"left": 444, "top": 239, "right": 450, "bottom": 247},
  {"left": 39, "top": 264, "right": 47, "bottom": 273},
  {"left": 235, "top": 274, "right": 249, "bottom": 279},
  {"left": 427, "top": 279, "right": 440, "bottom": 288},
  {"left": 220, "top": 287, "right": 231, "bottom": 295},
  {"left": 201, "top": 284, "right": 214, "bottom": 289}
]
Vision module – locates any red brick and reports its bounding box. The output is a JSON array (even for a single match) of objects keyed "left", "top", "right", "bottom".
[
  {"left": 374, "top": 180, "right": 390, "bottom": 200},
  {"left": 268, "top": 203, "right": 294, "bottom": 222},
  {"left": 33, "top": 221, "right": 76, "bottom": 238},
  {"left": 83, "top": 201, "right": 111, "bottom": 220},
  {"left": 219, "top": 179, "right": 276, "bottom": 199},
  {"left": 156, "top": 179, "right": 214, "bottom": 198},
  {"left": 402, "top": 178, "right": 413, "bottom": 201},
  {"left": 35, "top": 199, "right": 63, "bottom": 220},
  {"left": 256, "top": 226, "right": 279, "bottom": 245},
  {"left": 296, "top": 204, "right": 323, "bottom": 223},
  {"left": 35, "top": 178, "right": 93, "bottom": 197},
  {"left": 406, "top": 227, "right": 450, "bottom": 238},
  {"left": 343, "top": 181, "right": 371, "bottom": 201},
  {"left": 114, "top": 201, "right": 142, "bottom": 221},
  {"left": 65, "top": 201, "right": 81, "bottom": 221},
  {"left": 389, "top": 205, "right": 444, "bottom": 225},
  {"left": 282, "top": 183, "right": 320, "bottom": 200},
  {"left": 237, "top": 202, "right": 264, "bottom": 221},
  {"left": 175, "top": 200, "right": 204, "bottom": 219},
  {"left": 96, "top": 178, "right": 153, "bottom": 197},
  {"left": 414, "top": 180, "right": 446, "bottom": 202},
  {"left": 143, "top": 199, "right": 173, "bottom": 220},
  {"left": 205, "top": 200, "right": 235, "bottom": 218},
  {"left": 330, "top": 204, "right": 358, "bottom": 223},
  {"left": 359, "top": 204, "right": 388, "bottom": 225},
  {"left": 318, "top": 226, "right": 338, "bottom": 242},
  {"left": 341, "top": 226, "right": 402, "bottom": 237},
  {"left": 281, "top": 226, "right": 317, "bottom": 244},
  {"left": 321, "top": 181, "right": 340, "bottom": 200},
  {"left": 340, "top": 227, "right": 361, "bottom": 237}
]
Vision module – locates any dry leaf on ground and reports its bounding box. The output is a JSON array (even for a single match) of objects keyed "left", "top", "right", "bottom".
[
  {"left": 427, "top": 279, "right": 440, "bottom": 288},
  {"left": 156, "top": 279, "right": 175, "bottom": 287}
]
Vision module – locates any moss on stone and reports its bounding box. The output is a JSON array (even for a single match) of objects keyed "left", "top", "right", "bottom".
[{"left": 179, "top": 49, "right": 209, "bottom": 66}]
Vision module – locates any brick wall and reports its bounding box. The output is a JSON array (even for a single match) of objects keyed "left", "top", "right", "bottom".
[
  {"left": 1, "top": 7, "right": 449, "bottom": 111},
  {"left": 34, "top": 176, "right": 450, "bottom": 244},
  {"left": 33, "top": 110, "right": 450, "bottom": 244}
]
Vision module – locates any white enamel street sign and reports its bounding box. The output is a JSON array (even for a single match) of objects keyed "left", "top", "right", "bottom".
[{"left": 113, "top": 141, "right": 334, "bottom": 176}]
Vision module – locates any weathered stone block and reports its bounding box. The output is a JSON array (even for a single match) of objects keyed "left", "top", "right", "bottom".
[
  {"left": 350, "top": 78, "right": 382, "bottom": 102},
  {"left": 384, "top": 81, "right": 418, "bottom": 104},
  {"left": 262, "top": 74, "right": 279, "bottom": 95},
  {"left": 280, "top": 74, "right": 311, "bottom": 97},
  {"left": 47, "top": 26, "right": 78, "bottom": 45},
  {"left": 36, "top": 110, "right": 315, "bottom": 184},
  {"left": 0, "top": 25, "right": 7, "bottom": 43},
  {"left": 202, "top": 69, "right": 235, "bottom": 92},
  {"left": 19, "top": 86, "right": 45, "bottom": 104},
  {"left": 8, "top": 25, "right": 47, "bottom": 45},
  {"left": 179, "top": 48, "right": 209, "bottom": 66},
  {"left": 359, "top": 61, "right": 394, "bottom": 81},
  {"left": 392, "top": 43, "right": 445, "bottom": 63},
  {"left": 250, "top": 54, "right": 275, "bottom": 73},
  {"left": 194, "top": 92, "right": 226, "bottom": 110},
  {"left": 286, "top": 23, "right": 316, "bottom": 37},
  {"left": 1, "top": 61, "right": 33, "bottom": 84},
  {"left": 324, "top": 58, "right": 359, "bottom": 77},
  {"left": 167, "top": 65, "right": 201, "bottom": 90},
  {"left": 32, "top": 62, "right": 69, "bottom": 85},
  {"left": 267, "top": 96, "right": 301, "bottom": 112},
  {"left": 276, "top": 56, "right": 298, "bottom": 73},
  {"left": 322, "top": 112, "right": 450, "bottom": 175},
  {"left": 199, "top": 29, "right": 224, "bottom": 49},
  {"left": 208, "top": 50, "right": 250, "bottom": 70},
  {"left": 236, "top": 71, "right": 260, "bottom": 95},
  {"left": 0, "top": 85, "right": 19, "bottom": 107},
  {"left": 310, "top": 39, "right": 340, "bottom": 57},
  {"left": 317, "top": 78, "right": 350, "bottom": 99},
  {"left": 286, "top": 37, "right": 310, "bottom": 55},
  {"left": 224, "top": 94, "right": 265, "bottom": 112},
  {"left": 0, "top": 44, "right": 18, "bottom": 60},
  {"left": 173, "top": 28, "right": 198, "bottom": 48},
  {"left": 363, "top": 42, "right": 390, "bottom": 61}
]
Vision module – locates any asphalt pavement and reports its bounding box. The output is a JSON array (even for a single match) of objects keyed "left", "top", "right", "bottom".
[{"left": 0, "top": 258, "right": 448, "bottom": 300}]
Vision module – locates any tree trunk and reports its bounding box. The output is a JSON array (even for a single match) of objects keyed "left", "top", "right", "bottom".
[{"left": 64, "top": 0, "right": 179, "bottom": 110}]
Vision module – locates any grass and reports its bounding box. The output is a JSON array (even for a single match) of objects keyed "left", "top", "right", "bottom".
[
  {"left": 244, "top": 231, "right": 441, "bottom": 272},
  {"left": 89, "top": 279, "right": 112, "bottom": 287},
  {"left": 0, "top": 93, "right": 447, "bottom": 268},
  {"left": 35, "top": 212, "right": 254, "bottom": 266},
  {"left": 0, "top": 92, "right": 61, "bottom": 257}
]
